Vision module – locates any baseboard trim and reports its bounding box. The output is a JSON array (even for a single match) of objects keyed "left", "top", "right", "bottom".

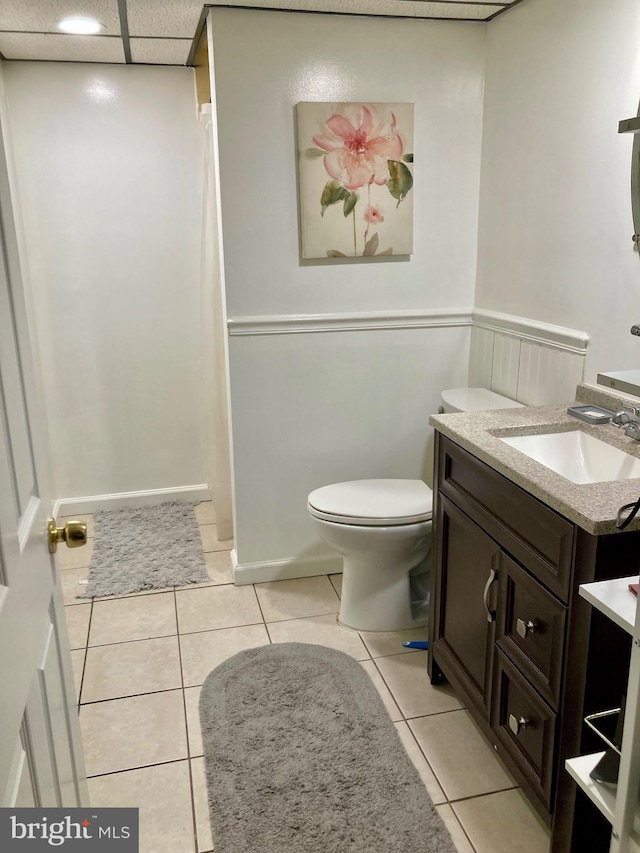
[
  {"left": 472, "top": 308, "right": 589, "bottom": 354},
  {"left": 233, "top": 553, "right": 342, "bottom": 585},
  {"left": 53, "top": 484, "right": 212, "bottom": 517},
  {"left": 228, "top": 308, "right": 473, "bottom": 336}
]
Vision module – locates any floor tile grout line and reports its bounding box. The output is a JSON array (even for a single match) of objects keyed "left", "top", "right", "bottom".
[
  {"left": 448, "top": 783, "right": 520, "bottom": 806},
  {"left": 251, "top": 583, "right": 275, "bottom": 646},
  {"left": 250, "top": 582, "right": 267, "bottom": 626},
  {"left": 398, "top": 718, "right": 448, "bottom": 803},
  {"left": 91, "top": 587, "right": 177, "bottom": 601},
  {"left": 405, "top": 707, "right": 466, "bottom": 722},
  {"left": 174, "top": 585, "right": 201, "bottom": 853},
  {"left": 369, "top": 655, "right": 406, "bottom": 721},
  {"left": 256, "top": 609, "right": 341, "bottom": 625},
  {"left": 441, "top": 802, "right": 479, "bottom": 853},
  {"left": 77, "top": 598, "right": 93, "bottom": 707},
  {"left": 79, "top": 686, "right": 185, "bottom": 707},
  {"left": 86, "top": 756, "right": 192, "bottom": 781},
  {"left": 351, "top": 628, "right": 372, "bottom": 659},
  {"left": 84, "top": 633, "right": 181, "bottom": 651},
  {"left": 404, "top": 708, "right": 464, "bottom": 808},
  {"left": 260, "top": 609, "right": 340, "bottom": 626},
  {"left": 75, "top": 646, "right": 87, "bottom": 709},
  {"left": 85, "top": 631, "right": 180, "bottom": 649}
]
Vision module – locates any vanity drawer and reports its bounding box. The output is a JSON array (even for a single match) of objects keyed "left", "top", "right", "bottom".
[
  {"left": 437, "top": 436, "right": 575, "bottom": 601},
  {"left": 492, "top": 649, "right": 556, "bottom": 810},
  {"left": 496, "top": 552, "right": 567, "bottom": 710}
]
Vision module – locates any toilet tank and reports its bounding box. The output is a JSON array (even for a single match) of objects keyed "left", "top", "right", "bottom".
[{"left": 440, "top": 387, "right": 525, "bottom": 414}]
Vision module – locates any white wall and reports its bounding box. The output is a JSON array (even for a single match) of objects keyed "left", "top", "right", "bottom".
[
  {"left": 211, "top": 8, "right": 485, "bottom": 576},
  {"left": 3, "top": 63, "right": 207, "bottom": 504},
  {"left": 476, "top": 0, "right": 640, "bottom": 382}
]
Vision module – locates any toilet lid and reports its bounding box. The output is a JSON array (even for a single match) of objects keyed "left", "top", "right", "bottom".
[
  {"left": 441, "top": 387, "right": 525, "bottom": 412},
  {"left": 307, "top": 479, "right": 433, "bottom": 526}
]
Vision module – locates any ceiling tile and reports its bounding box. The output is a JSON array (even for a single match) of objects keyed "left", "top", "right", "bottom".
[
  {"left": 130, "top": 37, "right": 192, "bottom": 65},
  {"left": 0, "top": 1, "right": 121, "bottom": 36},
  {"left": 0, "top": 33, "right": 125, "bottom": 63},
  {"left": 127, "top": 0, "right": 204, "bottom": 38},
  {"left": 209, "top": 0, "right": 510, "bottom": 21}
]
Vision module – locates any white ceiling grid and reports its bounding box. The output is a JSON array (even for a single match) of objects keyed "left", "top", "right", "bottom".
[
  {"left": 0, "top": 0, "right": 523, "bottom": 65},
  {"left": 0, "top": 1, "right": 121, "bottom": 34},
  {"left": 211, "top": 0, "right": 511, "bottom": 21},
  {"left": 130, "top": 37, "right": 194, "bottom": 64}
]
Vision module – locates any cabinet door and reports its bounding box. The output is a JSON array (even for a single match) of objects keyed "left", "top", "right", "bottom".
[{"left": 432, "top": 494, "right": 500, "bottom": 717}]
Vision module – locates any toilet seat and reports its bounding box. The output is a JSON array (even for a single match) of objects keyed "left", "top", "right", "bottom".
[{"left": 307, "top": 479, "right": 433, "bottom": 527}]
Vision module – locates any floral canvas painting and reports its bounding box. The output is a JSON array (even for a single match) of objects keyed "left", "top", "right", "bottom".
[{"left": 296, "top": 102, "right": 414, "bottom": 259}]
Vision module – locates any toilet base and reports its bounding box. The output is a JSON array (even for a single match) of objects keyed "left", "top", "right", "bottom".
[
  {"left": 309, "top": 515, "right": 432, "bottom": 633},
  {"left": 338, "top": 553, "right": 430, "bottom": 633}
]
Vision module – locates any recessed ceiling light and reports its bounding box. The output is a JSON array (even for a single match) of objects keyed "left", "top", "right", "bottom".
[{"left": 57, "top": 16, "right": 105, "bottom": 35}]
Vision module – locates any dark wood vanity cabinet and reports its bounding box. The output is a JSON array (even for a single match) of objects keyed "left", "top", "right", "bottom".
[{"left": 429, "top": 433, "right": 640, "bottom": 853}]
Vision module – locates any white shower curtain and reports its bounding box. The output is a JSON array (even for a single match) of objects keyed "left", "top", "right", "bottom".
[{"left": 200, "top": 103, "right": 234, "bottom": 541}]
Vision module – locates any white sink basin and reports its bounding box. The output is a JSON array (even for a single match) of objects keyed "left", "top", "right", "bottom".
[{"left": 499, "top": 430, "right": 640, "bottom": 484}]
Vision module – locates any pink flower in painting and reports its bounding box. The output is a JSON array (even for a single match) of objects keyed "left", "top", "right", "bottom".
[
  {"left": 313, "top": 105, "right": 403, "bottom": 191},
  {"left": 364, "top": 205, "right": 384, "bottom": 224}
]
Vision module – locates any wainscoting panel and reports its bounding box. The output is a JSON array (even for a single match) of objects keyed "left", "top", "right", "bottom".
[
  {"left": 470, "top": 311, "right": 588, "bottom": 406},
  {"left": 490, "top": 332, "right": 521, "bottom": 400},
  {"left": 468, "top": 326, "right": 494, "bottom": 388},
  {"left": 517, "top": 340, "right": 585, "bottom": 406},
  {"left": 228, "top": 323, "right": 471, "bottom": 567}
]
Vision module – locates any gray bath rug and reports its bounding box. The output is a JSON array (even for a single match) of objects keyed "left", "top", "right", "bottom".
[
  {"left": 78, "top": 502, "right": 209, "bottom": 598},
  {"left": 200, "top": 643, "right": 456, "bottom": 853}
]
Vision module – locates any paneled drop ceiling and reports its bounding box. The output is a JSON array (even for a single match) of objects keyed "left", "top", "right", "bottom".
[{"left": 0, "top": 0, "right": 525, "bottom": 66}]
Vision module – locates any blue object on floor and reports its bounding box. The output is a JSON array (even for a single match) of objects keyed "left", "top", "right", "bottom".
[{"left": 402, "top": 641, "right": 429, "bottom": 650}]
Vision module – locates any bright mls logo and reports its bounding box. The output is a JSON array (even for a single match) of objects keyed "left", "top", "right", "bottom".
[{"left": 0, "top": 808, "right": 138, "bottom": 850}]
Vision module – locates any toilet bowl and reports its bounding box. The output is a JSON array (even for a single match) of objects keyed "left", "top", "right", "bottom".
[{"left": 307, "top": 479, "right": 433, "bottom": 632}]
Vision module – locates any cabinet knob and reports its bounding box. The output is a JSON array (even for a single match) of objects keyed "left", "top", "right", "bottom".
[
  {"left": 508, "top": 714, "right": 529, "bottom": 736},
  {"left": 516, "top": 618, "right": 537, "bottom": 639}
]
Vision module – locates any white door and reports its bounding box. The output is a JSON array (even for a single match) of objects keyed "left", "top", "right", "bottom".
[{"left": 0, "top": 108, "right": 88, "bottom": 808}]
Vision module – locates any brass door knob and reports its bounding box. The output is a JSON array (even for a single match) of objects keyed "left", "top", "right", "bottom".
[{"left": 47, "top": 519, "right": 88, "bottom": 554}]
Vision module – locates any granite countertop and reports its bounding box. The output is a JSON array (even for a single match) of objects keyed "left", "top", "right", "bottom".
[{"left": 429, "top": 383, "right": 640, "bottom": 535}]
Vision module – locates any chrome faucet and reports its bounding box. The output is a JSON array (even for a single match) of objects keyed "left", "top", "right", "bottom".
[{"left": 612, "top": 405, "right": 640, "bottom": 440}]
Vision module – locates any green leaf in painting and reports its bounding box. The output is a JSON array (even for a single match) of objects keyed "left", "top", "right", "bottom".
[
  {"left": 379, "top": 247, "right": 393, "bottom": 255},
  {"left": 402, "top": 153, "right": 414, "bottom": 163},
  {"left": 321, "top": 180, "right": 348, "bottom": 216},
  {"left": 343, "top": 191, "right": 358, "bottom": 217},
  {"left": 387, "top": 160, "right": 413, "bottom": 206},
  {"left": 363, "top": 233, "right": 379, "bottom": 256},
  {"left": 304, "top": 147, "right": 325, "bottom": 159},
  {"left": 327, "top": 249, "right": 347, "bottom": 257}
]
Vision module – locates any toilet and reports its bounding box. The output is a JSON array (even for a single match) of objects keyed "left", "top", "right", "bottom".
[
  {"left": 307, "top": 479, "right": 433, "bottom": 632},
  {"left": 307, "top": 387, "right": 524, "bottom": 634}
]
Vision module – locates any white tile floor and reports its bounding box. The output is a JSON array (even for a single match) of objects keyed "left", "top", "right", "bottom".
[{"left": 63, "top": 502, "right": 551, "bottom": 853}]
